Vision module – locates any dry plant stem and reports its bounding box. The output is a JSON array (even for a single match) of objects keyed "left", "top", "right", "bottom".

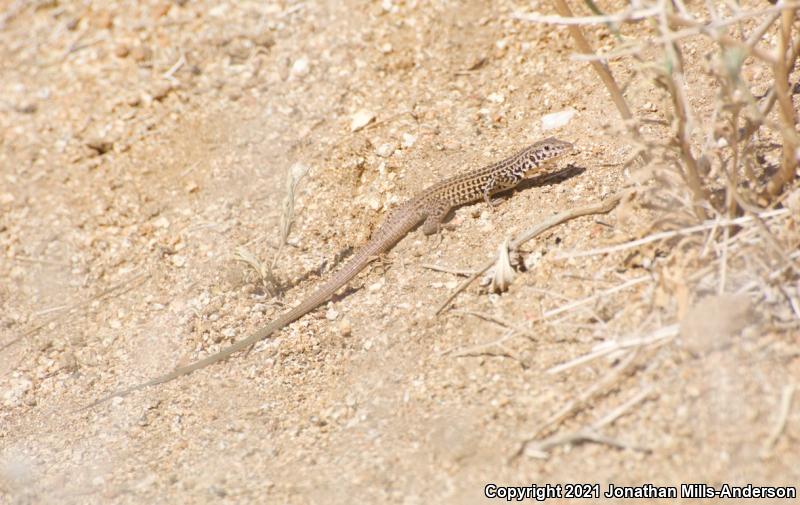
[
  {"left": 571, "top": 4, "right": 790, "bottom": 65},
  {"left": 435, "top": 193, "right": 623, "bottom": 314},
  {"left": 516, "top": 5, "right": 661, "bottom": 25},
  {"left": 547, "top": 0, "right": 649, "bottom": 162},
  {"left": 455, "top": 310, "right": 538, "bottom": 341},
  {"left": 761, "top": 383, "right": 796, "bottom": 458},
  {"left": 420, "top": 263, "right": 475, "bottom": 276},
  {"left": 768, "top": 7, "right": 800, "bottom": 196},
  {"left": 523, "top": 429, "right": 649, "bottom": 457},
  {"left": 728, "top": 188, "right": 793, "bottom": 267},
  {"left": 659, "top": 6, "right": 709, "bottom": 217},
  {"left": 542, "top": 275, "right": 651, "bottom": 319},
  {"left": 740, "top": 25, "right": 800, "bottom": 141},
  {"left": 512, "top": 347, "right": 645, "bottom": 460},
  {"left": 547, "top": 323, "right": 678, "bottom": 374},
  {"left": 665, "top": 13, "right": 778, "bottom": 65},
  {"left": 524, "top": 386, "right": 655, "bottom": 457},
  {"left": 557, "top": 208, "right": 789, "bottom": 258}
]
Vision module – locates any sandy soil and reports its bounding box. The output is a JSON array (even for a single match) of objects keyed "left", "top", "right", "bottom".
[{"left": 1, "top": 1, "right": 798, "bottom": 504}]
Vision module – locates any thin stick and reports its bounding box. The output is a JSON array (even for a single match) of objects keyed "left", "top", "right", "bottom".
[
  {"left": 454, "top": 310, "right": 538, "bottom": 341},
  {"left": 512, "top": 348, "right": 643, "bottom": 460},
  {"left": 557, "top": 208, "right": 789, "bottom": 259},
  {"left": 513, "top": 6, "right": 661, "bottom": 25},
  {"left": 546, "top": 324, "right": 678, "bottom": 375},
  {"left": 435, "top": 194, "right": 622, "bottom": 314},
  {"left": 518, "top": 3, "right": 791, "bottom": 27},
  {"left": 768, "top": 6, "right": 800, "bottom": 195},
  {"left": 592, "top": 385, "right": 654, "bottom": 429},
  {"left": 761, "top": 384, "right": 796, "bottom": 458},
  {"left": 546, "top": 0, "right": 648, "bottom": 162},
  {"left": 420, "top": 264, "right": 475, "bottom": 276},
  {"left": 524, "top": 386, "right": 655, "bottom": 457},
  {"left": 523, "top": 429, "right": 650, "bottom": 458},
  {"left": 542, "top": 275, "right": 651, "bottom": 319}
]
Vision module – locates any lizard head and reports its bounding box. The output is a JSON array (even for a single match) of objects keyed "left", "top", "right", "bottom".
[{"left": 524, "top": 137, "right": 573, "bottom": 169}]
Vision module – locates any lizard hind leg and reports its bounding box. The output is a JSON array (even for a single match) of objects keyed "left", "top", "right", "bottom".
[{"left": 421, "top": 205, "right": 450, "bottom": 236}]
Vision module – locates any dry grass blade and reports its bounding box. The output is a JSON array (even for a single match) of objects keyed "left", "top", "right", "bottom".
[
  {"left": 546, "top": 324, "right": 678, "bottom": 375},
  {"left": 273, "top": 162, "right": 309, "bottom": 270},
  {"left": 420, "top": 264, "right": 475, "bottom": 276}
]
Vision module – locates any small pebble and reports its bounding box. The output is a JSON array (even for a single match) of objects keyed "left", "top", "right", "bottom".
[
  {"left": 290, "top": 57, "right": 310, "bottom": 77},
  {"left": 86, "top": 138, "right": 113, "bottom": 155},
  {"left": 541, "top": 108, "right": 576, "bottom": 130},
  {"left": 487, "top": 92, "right": 505, "bottom": 104},
  {"left": 131, "top": 45, "right": 153, "bottom": 63},
  {"left": 15, "top": 102, "right": 37, "bottom": 114},
  {"left": 151, "top": 82, "right": 172, "bottom": 101},
  {"left": 401, "top": 133, "right": 416, "bottom": 148},
  {"left": 114, "top": 44, "right": 130, "bottom": 58},
  {"left": 254, "top": 31, "right": 275, "bottom": 48},
  {"left": 376, "top": 143, "right": 395, "bottom": 158},
  {"left": 338, "top": 320, "right": 352, "bottom": 337},
  {"left": 350, "top": 110, "right": 375, "bottom": 132}
]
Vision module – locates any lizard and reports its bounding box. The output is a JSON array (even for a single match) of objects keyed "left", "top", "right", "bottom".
[{"left": 86, "top": 137, "right": 573, "bottom": 408}]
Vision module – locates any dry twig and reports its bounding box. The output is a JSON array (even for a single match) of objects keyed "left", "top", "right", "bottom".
[{"left": 436, "top": 194, "right": 623, "bottom": 314}]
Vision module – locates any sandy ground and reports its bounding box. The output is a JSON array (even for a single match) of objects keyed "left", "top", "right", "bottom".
[{"left": 1, "top": 1, "right": 798, "bottom": 504}]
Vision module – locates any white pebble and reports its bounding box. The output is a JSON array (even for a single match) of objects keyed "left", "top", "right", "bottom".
[
  {"left": 350, "top": 110, "right": 375, "bottom": 132},
  {"left": 487, "top": 92, "right": 505, "bottom": 104},
  {"left": 541, "top": 108, "right": 576, "bottom": 130},
  {"left": 3, "top": 377, "right": 32, "bottom": 408},
  {"left": 401, "top": 133, "right": 416, "bottom": 148},
  {"left": 291, "top": 57, "right": 310, "bottom": 77},
  {"left": 376, "top": 143, "right": 395, "bottom": 158}
]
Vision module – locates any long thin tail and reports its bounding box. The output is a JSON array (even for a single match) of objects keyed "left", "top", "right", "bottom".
[
  {"left": 83, "top": 264, "right": 369, "bottom": 409},
  {"left": 82, "top": 307, "right": 304, "bottom": 410},
  {"left": 83, "top": 208, "right": 420, "bottom": 410}
]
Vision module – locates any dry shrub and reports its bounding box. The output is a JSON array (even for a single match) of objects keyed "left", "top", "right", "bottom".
[
  {"left": 520, "top": 0, "right": 799, "bottom": 329},
  {"left": 513, "top": 0, "right": 800, "bottom": 457}
]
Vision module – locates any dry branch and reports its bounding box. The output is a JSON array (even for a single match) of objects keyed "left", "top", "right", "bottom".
[{"left": 435, "top": 193, "right": 623, "bottom": 314}]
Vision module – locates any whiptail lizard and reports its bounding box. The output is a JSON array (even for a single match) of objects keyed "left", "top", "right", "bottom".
[{"left": 87, "top": 137, "right": 572, "bottom": 408}]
